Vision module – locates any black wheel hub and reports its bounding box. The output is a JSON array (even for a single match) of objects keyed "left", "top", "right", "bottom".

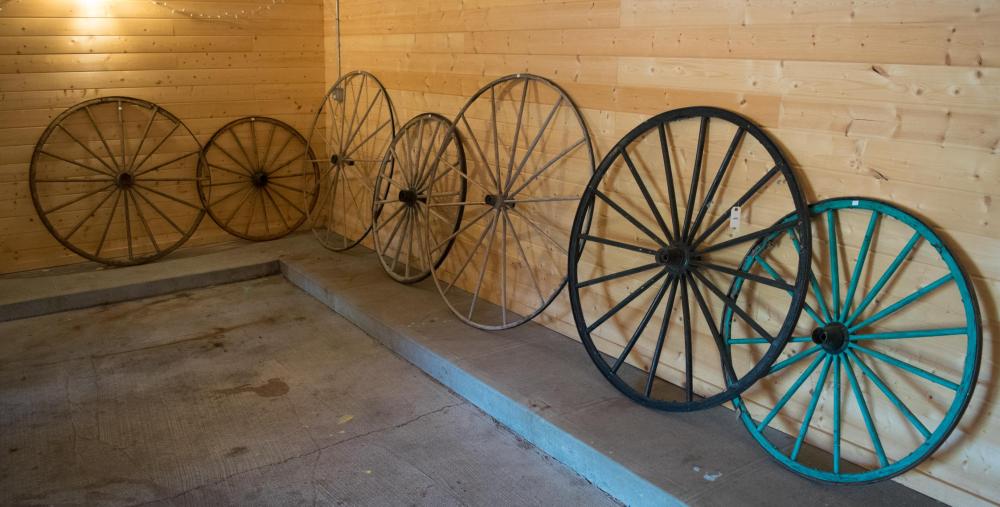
[
  {"left": 657, "top": 246, "right": 692, "bottom": 275},
  {"left": 251, "top": 171, "right": 269, "bottom": 188},
  {"left": 485, "top": 194, "right": 515, "bottom": 210},
  {"left": 116, "top": 172, "right": 134, "bottom": 188},
  {"left": 330, "top": 154, "right": 355, "bottom": 166},
  {"left": 398, "top": 189, "right": 421, "bottom": 206},
  {"left": 812, "top": 322, "right": 850, "bottom": 354}
]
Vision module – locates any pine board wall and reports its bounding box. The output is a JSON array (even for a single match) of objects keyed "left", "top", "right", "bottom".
[
  {"left": 0, "top": 0, "right": 326, "bottom": 272},
  {"left": 329, "top": 0, "right": 998, "bottom": 504}
]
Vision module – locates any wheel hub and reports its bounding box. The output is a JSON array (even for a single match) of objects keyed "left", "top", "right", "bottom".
[
  {"left": 812, "top": 322, "right": 850, "bottom": 354},
  {"left": 484, "top": 194, "right": 515, "bottom": 210},
  {"left": 656, "top": 246, "right": 692, "bottom": 275},
  {"left": 398, "top": 189, "right": 421, "bottom": 206},
  {"left": 330, "top": 154, "right": 355, "bottom": 166},
  {"left": 251, "top": 171, "right": 269, "bottom": 188},
  {"left": 115, "top": 172, "right": 134, "bottom": 188}
]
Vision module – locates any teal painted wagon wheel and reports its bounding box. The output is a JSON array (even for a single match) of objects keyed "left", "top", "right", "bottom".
[{"left": 723, "top": 197, "right": 981, "bottom": 483}]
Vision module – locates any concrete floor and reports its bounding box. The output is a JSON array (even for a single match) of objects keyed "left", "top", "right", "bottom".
[{"left": 0, "top": 276, "right": 618, "bottom": 506}]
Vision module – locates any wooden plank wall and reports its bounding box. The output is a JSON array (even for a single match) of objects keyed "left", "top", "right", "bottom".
[
  {"left": 0, "top": 0, "right": 326, "bottom": 272},
  {"left": 331, "top": 0, "right": 999, "bottom": 504}
]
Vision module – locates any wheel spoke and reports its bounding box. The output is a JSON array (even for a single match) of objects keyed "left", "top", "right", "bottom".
[
  {"left": 84, "top": 106, "right": 121, "bottom": 172},
  {"left": 787, "top": 228, "right": 835, "bottom": 323},
  {"left": 117, "top": 101, "right": 128, "bottom": 171},
  {"left": 134, "top": 183, "right": 202, "bottom": 210},
  {"left": 769, "top": 345, "right": 821, "bottom": 375},
  {"left": 267, "top": 184, "right": 308, "bottom": 216},
  {"left": 121, "top": 186, "right": 135, "bottom": 259},
  {"left": 579, "top": 234, "right": 658, "bottom": 256},
  {"left": 749, "top": 255, "right": 825, "bottom": 326},
  {"left": 506, "top": 206, "right": 569, "bottom": 255},
  {"left": 460, "top": 115, "right": 502, "bottom": 193},
  {"left": 790, "top": 355, "right": 833, "bottom": 460},
  {"left": 698, "top": 218, "right": 799, "bottom": 256},
  {"left": 645, "top": 276, "right": 680, "bottom": 398},
  {"left": 592, "top": 189, "right": 668, "bottom": 249},
  {"left": 688, "top": 276, "right": 738, "bottom": 384},
  {"left": 754, "top": 352, "right": 826, "bottom": 432},
  {"left": 490, "top": 88, "right": 503, "bottom": 191},
  {"left": 694, "top": 260, "right": 794, "bottom": 292},
  {"left": 688, "top": 128, "right": 745, "bottom": 242},
  {"left": 222, "top": 188, "right": 255, "bottom": 227},
  {"left": 845, "top": 231, "right": 922, "bottom": 326},
  {"left": 131, "top": 186, "right": 186, "bottom": 235},
  {"left": 245, "top": 188, "right": 260, "bottom": 236},
  {"left": 849, "top": 274, "right": 952, "bottom": 332},
  {"left": 206, "top": 163, "right": 251, "bottom": 180},
  {"left": 833, "top": 355, "right": 842, "bottom": 473},
  {"left": 133, "top": 151, "right": 198, "bottom": 178},
  {"left": 130, "top": 122, "right": 180, "bottom": 175},
  {"left": 130, "top": 106, "right": 159, "bottom": 171},
  {"left": 841, "top": 211, "right": 879, "bottom": 321},
  {"left": 53, "top": 125, "right": 117, "bottom": 175},
  {"left": 843, "top": 354, "right": 889, "bottom": 467},
  {"left": 468, "top": 212, "right": 500, "bottom": 319},
  {"left": 93, "top": 190, "right": 121, "bottom": 256},
  {"left": 343, "top": 119, "right": 391, "bottom": 161},
  {"left": 610, "top": 275, "right": 675, "bottom": 374},
  {"left": 501, "top": 78, "right": 530, "bottom": 192},
  {"left": 500, "top": 208, "right": 508, "bottom": 325},
  {"left": 681, "top": 117, "right": 708, "bottom": 241},
  {"left": 846, "top": 350, "right": 931, "bottom": 439},
  {"left": 691, "top": 270, "right": 774, "bottom": 342},
  {"left": 64, "top": 188, "right": 117, "bottom": 240},
  {"left": 429, "top": 207, "right": 494, "bottom": 255},
  {"left": 586, "top": 269, "right": 668, "bottom": 333},
  {"left": 578, "top": 262, "right": 662, "bottom": 288},
  {"left": 508, "top": 137, "right": 586, "bottom": 197},
  {"left": 128, "top": 189, "right": 162, "bottom": 254},
  {"left": 849, "top": 344, "right": 959, "bottom": 391},
  {"left": 691, "top": 165, "right": 781, "bottom": 249},
  {"left": 657, "top": 123, "right": 682, "bottom": 235},
  {"left": 503, "top": 209, "right": 547, "bottom": 306},
  {"left": 827, "top": 210, "right": 841, "bottom": 318},
  {"left": 40, "top": 147, "right": 114, "bottom": 179},
  {"left": 851, "top": 327, "right": 967, "bottom": 341},
  {"left": 442, "top": 211, "right": 498, "bottom": 296},
  {"left": 622, "top": 148, "right": 674, "bottom": 243},
  {"left": 43, "top": 184, "right": 115, "bottom": 214},
  {"left": 504, "top": 96, "right": 564, "bottom": 195},
  {"left": 263, "top": 188, "right": 293, "bottom": 231}
]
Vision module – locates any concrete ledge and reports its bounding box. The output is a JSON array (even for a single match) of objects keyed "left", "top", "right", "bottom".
[{"left": 0, "top": 236, "right": 940, "bottom": 507}]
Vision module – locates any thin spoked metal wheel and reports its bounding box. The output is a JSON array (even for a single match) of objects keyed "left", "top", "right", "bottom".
[
  {"left": 197, "top": 116, "right": 320, "bottom": 241},
  {"left": 372, "top": 113, "right": 466, "bottom": 284},
  {"left": 567, "top": 106, "right": 812, "bottom": 411},
  {"left": 29, "top": 96, "right": 204, "bottom": 266},
  {"left": 725, "top": 197, "right": 981, "bottom": 483},
  {"left": 308, "top": 70, "right": 396, "bottom": 251},
  {"left": 425, "top": 73, "right": 595, "bottom": 330}
]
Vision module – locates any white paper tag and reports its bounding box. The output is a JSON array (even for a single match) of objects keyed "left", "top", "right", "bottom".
[{"left": 730, "top": 206, "right": 742, "bottom": 230}]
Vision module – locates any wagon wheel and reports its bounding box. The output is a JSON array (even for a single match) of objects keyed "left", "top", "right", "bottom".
[
  {"left": 29, "top": 96, "right": 204, "bottom": 266},
  {"left": 567, "top": 106, "right": 812, "bottom": 411},
  {"left": 197, "top": 117, "right": 319, "bottom": 241},
  {"left": 372, "top": 113, "right": 466, "bottom": 284},
  {"left": 725, "top": 197, "right": 981, "bottom": 483},
  {"left": 424, "top": 74, "right": 595, "bottom": 330},
  {"left": 308, "top": 70, "right": 396, "bottom": 251}
]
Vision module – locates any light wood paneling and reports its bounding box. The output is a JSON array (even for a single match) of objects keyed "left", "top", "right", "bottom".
[
  {"left": 0, "top": 0, "right": 326, "bottom": 272},
  {"left": 331, "top": 0, "right": 999, "bottom": 504}
]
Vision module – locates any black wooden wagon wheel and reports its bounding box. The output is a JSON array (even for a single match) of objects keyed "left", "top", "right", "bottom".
[
  {"left": 197, "top": 116, "right": 320, "bottom": 241},
  {"left": 307, "top": 70, "right": 397, "bottom": 251},
  {"left": 372, "top": 113, "right": 467, "bottom": 284},
  {"left": 423, "top": 73, "right": 595, "bottom": 330},
  {"left": 567, "top": 106, "right": 812, "bottom": 411},
  {"left": 724, "top": 197, "right": 981, "bottom": 483},
  {"left": 29, "top": 96, "right": 204, "bottom": 266}
]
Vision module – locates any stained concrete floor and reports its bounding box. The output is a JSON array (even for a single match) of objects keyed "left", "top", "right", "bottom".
[{"left": 0, "top": 276, "right": 619, "bottom": 506}]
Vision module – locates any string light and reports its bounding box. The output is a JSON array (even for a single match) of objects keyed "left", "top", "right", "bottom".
[{"left": 149, "top": 0, "right": 288, "bottom": 21}]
